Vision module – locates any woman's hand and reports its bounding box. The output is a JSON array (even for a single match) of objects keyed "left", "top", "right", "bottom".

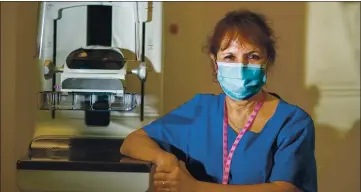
[
  {"left": 154, "top": 151, "right": 179, "bottom": 173},
  {"left": 153, "top": 161, "right": 198, "bottom": 192}
]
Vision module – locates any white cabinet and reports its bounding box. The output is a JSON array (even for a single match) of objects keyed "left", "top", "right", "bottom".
[{"left": 305, "top": 2, "right": 360, "bottom": 131}]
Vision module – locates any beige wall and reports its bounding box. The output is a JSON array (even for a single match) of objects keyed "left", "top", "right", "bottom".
[
  {"left": 1, "top": 2, "right": 359, "bottom": 192},
  {"left": 1, "top": 2, "right": 39, "bottom": 192}
]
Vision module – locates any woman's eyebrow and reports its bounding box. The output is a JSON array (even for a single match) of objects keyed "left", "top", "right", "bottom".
[
  {"left": 221, "top": 52, "right": 235, "bottom": 56},
  {"left": 246, "top": 50, "right": 261, "bottom": 55},
  {"left": 221, "top": 50, "right": 260, "bottom": 56}
]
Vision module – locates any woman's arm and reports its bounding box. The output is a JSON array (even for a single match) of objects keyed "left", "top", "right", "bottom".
[
  {"left": 195, "top": 181, "right": 300, "bottom": 192},
  {"left": 120, "top": 129, "right": 180, "bottom": 172},
  {"left": 120, "top": 129, "right": 166, "bottom": 164},
  {"left": 121, "top": 94, "right": 202, "bottom": 167}
]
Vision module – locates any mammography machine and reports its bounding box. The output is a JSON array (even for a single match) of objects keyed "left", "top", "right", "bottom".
[{"left": 16, "top": 2, "right": 163, "bottom": 191}]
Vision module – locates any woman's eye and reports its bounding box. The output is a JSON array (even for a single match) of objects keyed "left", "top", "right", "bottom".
[
  {"left": 224, "top": 55, "right": 235, "bottom": 60},
  {"left": 248, "top": 54, "right": 260, "bottom": 60}
]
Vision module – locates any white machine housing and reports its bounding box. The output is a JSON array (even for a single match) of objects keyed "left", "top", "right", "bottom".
[
  {"left": 38, "top": 1, "right": 163, "bottom": 94},
  {"left": 17, "top": 2, "right": 163, "bottom": 192},
  {"left": 60, "top": 46, "right": 127, "bottom": 94}
]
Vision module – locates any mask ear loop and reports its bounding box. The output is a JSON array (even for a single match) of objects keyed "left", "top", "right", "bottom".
[
  {"left": 211, "top": 55, "right": 219, "bottom": 83},
  {"left": 263, "top": 58, "right": 270, "bottom": 90},
  {"left": 264, "top": 57, "right": 270, "bottom": 70}
]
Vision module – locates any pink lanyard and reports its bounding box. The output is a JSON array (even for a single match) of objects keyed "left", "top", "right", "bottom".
[{"left": 222, "top": 98, "right": 265, "bottom": 184}]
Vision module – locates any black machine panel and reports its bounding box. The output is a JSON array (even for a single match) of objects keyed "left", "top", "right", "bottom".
[
  {"left": 66, "top": 48, "right": 126, "bottom": 70},
  {"left": 84, "top": 5, "right": 114, "bottom": 126},
  {"left": 62, "top": 78, "right": 124, "bottom": 90}
]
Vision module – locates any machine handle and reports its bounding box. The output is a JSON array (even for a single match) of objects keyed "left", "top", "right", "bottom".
[{"left": 43, "top": 60, "right": 64, "bottom": 80}]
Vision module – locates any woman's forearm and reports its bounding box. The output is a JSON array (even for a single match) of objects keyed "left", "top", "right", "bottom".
[
  {"left": 120, "top": 129, "right": 165, "bottom": 164},
  {"left": 195, "top": 181, "right": 298, "bottom": 192}
]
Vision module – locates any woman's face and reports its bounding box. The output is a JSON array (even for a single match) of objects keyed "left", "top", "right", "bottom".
[{"left": 213, "top": 39, "right": 268, "bottom": 67}]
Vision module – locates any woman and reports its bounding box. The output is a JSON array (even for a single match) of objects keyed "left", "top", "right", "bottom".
[{"left": 121, "top": 9, "right": 317, "bottom": 192}]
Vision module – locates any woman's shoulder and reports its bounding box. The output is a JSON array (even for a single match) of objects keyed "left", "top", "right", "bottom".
[
  {"left": 269, "top": 92, "right": 315, "bottom": 137},
  {"left": 187, "top": 93, "right": 225, "bottom": 106},
  {"left": 167, "top": 93, "right": 224, "bottom": 119},
  {"left": 269, "top": 92, "right": 313, "bottom": 120}
]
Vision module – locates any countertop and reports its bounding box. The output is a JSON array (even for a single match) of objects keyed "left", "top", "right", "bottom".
[
  {"left": 17, "top": 137, "right": 153, "bottom": 173},
  {"left": 17, "top": 157, "right": 152, "bottom": 173}
]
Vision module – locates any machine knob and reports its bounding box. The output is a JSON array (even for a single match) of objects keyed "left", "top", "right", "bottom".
[{"left": 131, "top": 62, "right": 147, "bottom": 81}]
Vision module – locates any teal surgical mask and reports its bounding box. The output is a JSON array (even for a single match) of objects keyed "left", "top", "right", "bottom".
[{"left": 216, "top": 62, "right": 266, "bottom": 100}]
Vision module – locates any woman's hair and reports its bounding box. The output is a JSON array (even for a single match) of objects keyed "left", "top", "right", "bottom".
[{"left": 207, "top": 9, "right": 277, "bottom": 79}]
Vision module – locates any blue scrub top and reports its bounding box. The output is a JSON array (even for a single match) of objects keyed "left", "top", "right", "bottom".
[{"left": 143, "top": 93, "right": 317, "bottom": 192}]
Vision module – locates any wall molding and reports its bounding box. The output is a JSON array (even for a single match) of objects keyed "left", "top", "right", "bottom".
[{"left": 319, "top": 87, "right": 360, "bottom": 97}]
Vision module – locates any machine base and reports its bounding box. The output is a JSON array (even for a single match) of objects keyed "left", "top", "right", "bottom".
[
  {"left": 17, "top": 136, "right": 154, "bottom": 192},
  {"left": 17, "top": 170, "right": 152, "bottom": 192}
]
